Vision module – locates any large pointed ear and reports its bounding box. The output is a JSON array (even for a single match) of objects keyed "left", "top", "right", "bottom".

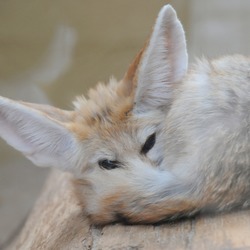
[
  {"left": 0, "top": 97, "right": 81, "bottom": 173},
  {"left": 133, "top": 5, "right": 188, "bottom": 114}
]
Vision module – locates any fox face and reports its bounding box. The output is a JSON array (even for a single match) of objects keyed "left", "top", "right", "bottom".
[
  {"left": 69, "top": 77, "right": 174, "bottom": 223},
  {"left": 1, "top": 5, "right": 250, "bottom": 224}
]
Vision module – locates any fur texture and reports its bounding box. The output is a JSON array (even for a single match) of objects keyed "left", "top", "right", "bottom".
[{"left": 1, "top": 5, "right": 250, "bottom": 224}]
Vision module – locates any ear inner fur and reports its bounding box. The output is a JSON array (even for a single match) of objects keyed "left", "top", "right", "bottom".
[{"left": 133, "top": 5, "right": 188, "bottom": 114}]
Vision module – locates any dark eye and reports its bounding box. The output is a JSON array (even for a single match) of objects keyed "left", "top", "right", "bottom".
[
  {"left": 98, "top": 159, "right": 121, "bottom": 170},
  {"left": 141, "top": 133, "right": 156, "bottom": 154}
]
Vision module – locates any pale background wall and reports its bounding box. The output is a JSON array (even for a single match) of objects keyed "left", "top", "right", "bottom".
[{"left": 0, "top": 0, "right": 250, "bottom": 248}]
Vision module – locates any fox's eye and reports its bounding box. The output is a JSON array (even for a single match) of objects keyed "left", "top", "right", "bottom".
[
  {"left": 141, "top": 133, "right": 156, "bottom": 154},
  {"left": 98, "top": 159, "right": 121, "bottom": 170}
]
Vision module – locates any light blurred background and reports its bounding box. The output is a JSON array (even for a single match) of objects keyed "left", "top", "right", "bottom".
[{"left": 0, "top": 0, "right": 250, "bottom": 248}]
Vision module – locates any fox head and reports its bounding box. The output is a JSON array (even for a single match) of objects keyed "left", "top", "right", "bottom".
[{"left": 0, "top": 5, "right": 198, "bottom": 224}]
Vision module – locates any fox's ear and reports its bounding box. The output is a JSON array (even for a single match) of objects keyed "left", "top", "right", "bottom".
[
  {"left": 0, "top": 97, "right": 80, "bottom": 173},
  {"left": 133, "top": 5, "right": 188, "bottom": 114},
  {"left": 121, "top": 48, "right": 145, "bottom": 97}
]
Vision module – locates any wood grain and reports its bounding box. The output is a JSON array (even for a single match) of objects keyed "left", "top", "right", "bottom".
[{"left": 8, "top": 170, "right": 250, "bottom": 250}]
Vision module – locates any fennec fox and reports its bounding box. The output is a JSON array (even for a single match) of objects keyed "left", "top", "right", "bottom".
[{"left": 1, "top": 5, "right": 250, "bottom": 225}]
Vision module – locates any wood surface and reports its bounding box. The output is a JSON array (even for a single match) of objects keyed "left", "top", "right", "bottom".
[{"left": 8, "top": 170, "right": 250, "bottom": 250}]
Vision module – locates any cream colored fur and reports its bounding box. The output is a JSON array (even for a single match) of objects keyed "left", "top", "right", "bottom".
[{"left": 1, "top": 5, "right": 250, "bottom": 224}]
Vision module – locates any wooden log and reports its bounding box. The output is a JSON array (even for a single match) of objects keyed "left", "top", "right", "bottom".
[{"left": 8, "top": 170, "right": 250, "bottom": 250}]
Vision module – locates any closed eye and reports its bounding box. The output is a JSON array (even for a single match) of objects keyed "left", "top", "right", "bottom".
[
  {"left": 98, "top": 159, "right": 121, "bottom": 170},
  {"left": 140, "top": 133, "right": 156, "bottom": 154}
]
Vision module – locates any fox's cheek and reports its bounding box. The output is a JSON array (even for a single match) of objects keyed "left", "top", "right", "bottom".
[
  {"left": 82, "top": 194, "right": 122, "bottom": 224},
  {"left": 72, "top": 177, "right": 122, "bottom": 223}
]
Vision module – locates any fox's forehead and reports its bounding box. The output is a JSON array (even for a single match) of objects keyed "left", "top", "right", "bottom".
[{"left": 70, "top": 78, "right": 136, "bottom": 140}]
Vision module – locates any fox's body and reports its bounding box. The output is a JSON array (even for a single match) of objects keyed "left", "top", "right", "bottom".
[{"left": 1, "top": 5, "right": 250, "bottom": 225}]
